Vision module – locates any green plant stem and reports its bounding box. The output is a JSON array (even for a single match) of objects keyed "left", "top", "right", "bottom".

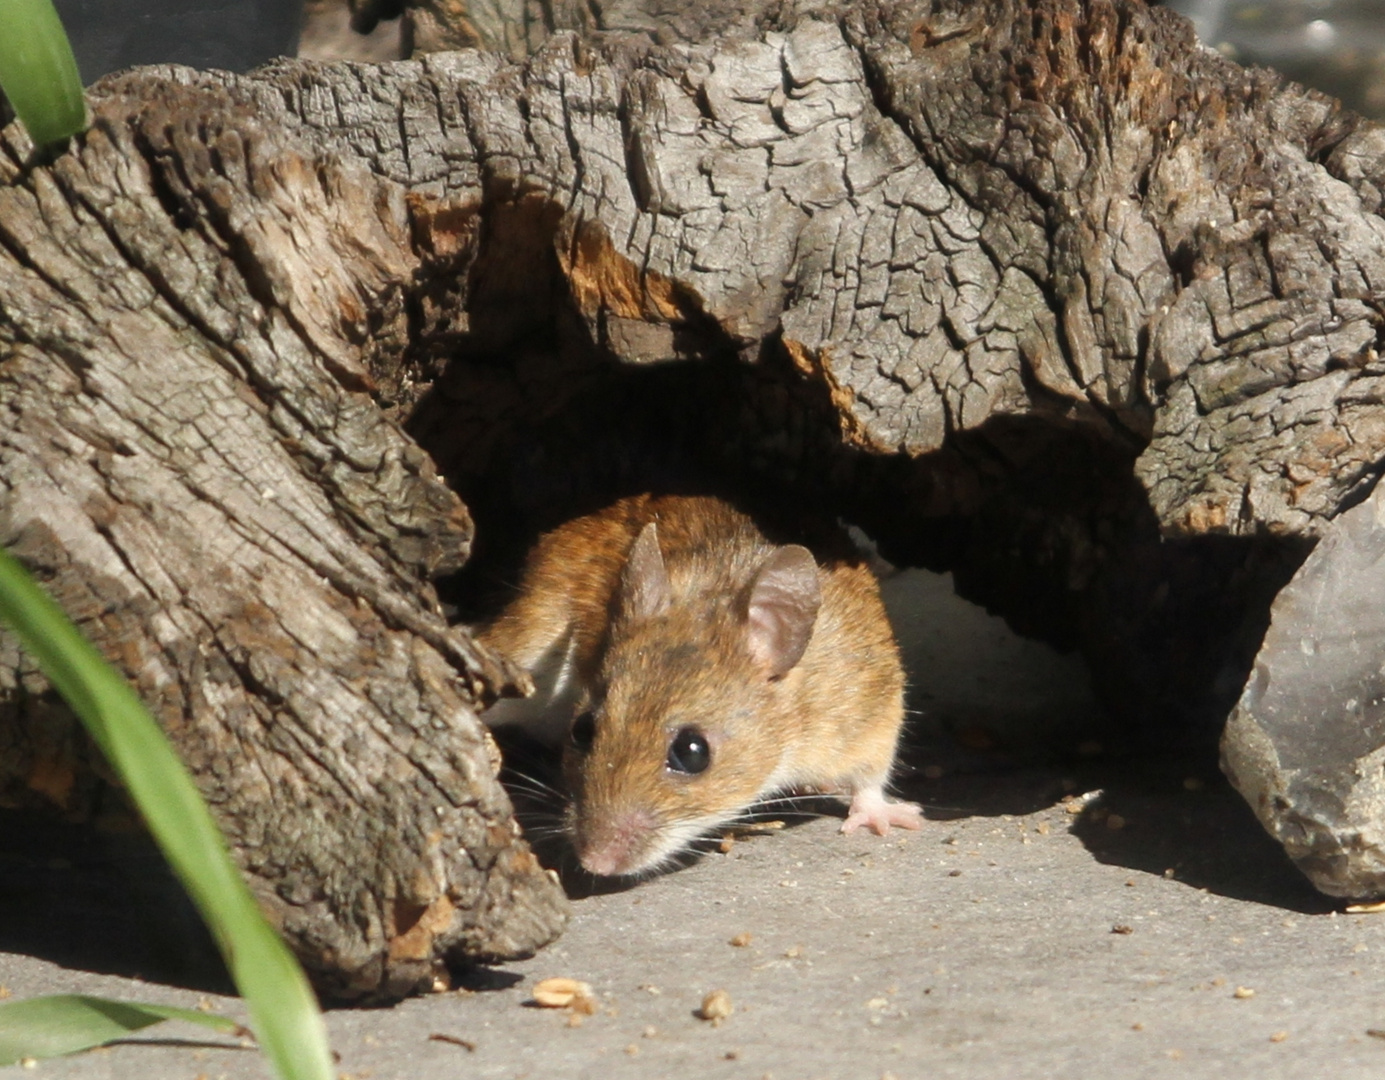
[
  {"left": 0, "top": 0, "right": 86, "bottom": 147},
  {"left": 0, "top": 549, "right": 332, "bottom": 1080}
]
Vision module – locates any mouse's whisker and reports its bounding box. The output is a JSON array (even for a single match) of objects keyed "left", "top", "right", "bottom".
[
  {"left": 509, "top": 805, "right": 568, "bottom": 824},
  {"left": 499, "top": 765, "right": 564, "bottom": 791},
  {"left": 505, "top": 802, "right": 567, "bottom": 826},
  {"left": 503, "top": 782, "right": 566, "bottom": 807},
  {"left": 499, "top": 770, "right": 568, "bottom": 803},
  {"left": 516, "top": 822, "right": 568, "bottom": 843},
  {"left": 763, "top": 791, "right": 836, "bottom": 804}
]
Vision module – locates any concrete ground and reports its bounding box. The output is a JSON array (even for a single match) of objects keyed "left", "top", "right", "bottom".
[{"left": 4, "top": 570, "right": 1385, "bottom": 1078}]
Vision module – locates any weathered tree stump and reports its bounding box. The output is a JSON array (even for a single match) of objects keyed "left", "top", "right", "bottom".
[
  {"left": 3, "top": 0, "right": 1385, "bottom": 998},
  {"left": 0, "top": 73, "right": 569, "bottom": 1000}
]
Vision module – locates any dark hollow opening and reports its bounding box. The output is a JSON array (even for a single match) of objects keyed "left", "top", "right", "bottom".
[
  {"left": 394, "top": 188, "right": 1316, "bottom": 903},
  {"left": 397, "top": 191, "right": 1311, "bottom": 759}
]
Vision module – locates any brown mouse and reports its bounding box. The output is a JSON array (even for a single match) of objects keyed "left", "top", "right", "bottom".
[{"left": 478, "top": 494, "right": 922, "bottom": 877}]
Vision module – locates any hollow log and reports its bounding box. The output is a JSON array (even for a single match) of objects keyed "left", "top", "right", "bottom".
[{"left": 3, "top": 0, "right": 1385, "bottom": 998}]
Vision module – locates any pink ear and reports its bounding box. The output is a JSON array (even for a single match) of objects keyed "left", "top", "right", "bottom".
[
  {"left": 619, "top": 522, "right": 671, "bottom": 620},
  {"left": 746, "top": 545, "right": 821, "bottom": 678}
]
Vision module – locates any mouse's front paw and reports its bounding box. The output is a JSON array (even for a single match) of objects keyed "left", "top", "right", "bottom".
[{"left": 841, "top": 787, "right": 924, "bottom": 836}]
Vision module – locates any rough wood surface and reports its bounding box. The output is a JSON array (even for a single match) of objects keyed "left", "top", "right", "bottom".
[
  {"left": 350, "top": 0, "right": 770, "bottom": 59},
  {"left": 341, "top": 0, "right": 1385, "bottom": 542},
  {"left": 3, "top": 0, "right": 1385, "bottom": 987},
  {"left": 0, "top": 74, "right": 565, "bottom": 1001},
  {"left": 283, "top": 0, "right": 1385, "bottom": 540}
]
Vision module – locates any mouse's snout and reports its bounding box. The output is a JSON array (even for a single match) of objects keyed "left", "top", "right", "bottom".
[{"left": 572, "top": 804, "right": 660, "bottom": 877}]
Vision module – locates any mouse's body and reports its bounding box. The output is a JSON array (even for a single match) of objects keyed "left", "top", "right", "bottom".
[{"left": 479, "top": 494, "right": 921, "bottom": 876}]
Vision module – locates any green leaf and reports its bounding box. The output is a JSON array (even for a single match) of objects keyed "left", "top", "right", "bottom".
[
  {"left": 0, "top": 549, "right": 334, "bottom": 1080},
  {"left": 0, "top": 994, "right": 244, "bottom": 1066},
  {"left": 0, "top": 0, "right": 85, "bottom": 147}
]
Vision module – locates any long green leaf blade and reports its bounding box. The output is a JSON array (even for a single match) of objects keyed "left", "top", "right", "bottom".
[
  {"left": 0, "top": 549, "right": 333, "bottom": 1080},
  {"left": 0, "top": 0, "right": 86, "bottom": 147},
  {"left": 0, "top": 994, "right": 243, "bottom": 1066}
]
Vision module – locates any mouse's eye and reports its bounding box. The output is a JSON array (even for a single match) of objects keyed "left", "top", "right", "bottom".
[
  {"left": 570, "top": 711, "right": 596, "bottom": 752},
  {"left": 666, "top": 726, "right": 711, "bottom": 775}
]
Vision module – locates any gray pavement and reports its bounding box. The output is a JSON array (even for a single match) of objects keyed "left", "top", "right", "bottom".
[{"left": 4, "top": 570, "right": 1385, "bottom": 1078}]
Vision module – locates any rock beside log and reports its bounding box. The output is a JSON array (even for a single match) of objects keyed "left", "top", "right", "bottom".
[{"left": 1223, "top": 482, "right": 1385, "bottom": 899}]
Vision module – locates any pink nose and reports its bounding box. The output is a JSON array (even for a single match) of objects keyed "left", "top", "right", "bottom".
[
  {"left": 578, "top": 846, "right": 628, "bottom": 877},
  {"left": 576, "top": 808, "right": 657, "bottom": 877}
]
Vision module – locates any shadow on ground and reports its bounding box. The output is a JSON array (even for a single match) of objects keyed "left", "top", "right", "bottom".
[
  {"left": 891, "top": 738, "right": 1330, "bottom": 915},
  {"left": 0, "top": 810, "right": 229, "bottom": 992},
  {"left": 1065, "top": 763, "right": 1332, "bottom": 914}
]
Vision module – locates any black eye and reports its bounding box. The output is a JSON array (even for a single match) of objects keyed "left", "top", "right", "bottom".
[
  {"left": 666, "top": 726, "right": 711, "bottom": 774},
  {"left": 570, "top": 711, "right": 596, "bottom": 752}
]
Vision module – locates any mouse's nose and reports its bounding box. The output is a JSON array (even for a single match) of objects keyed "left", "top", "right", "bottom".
[{"left": 575, "top": 806, "right": 658, "bottom": 877}]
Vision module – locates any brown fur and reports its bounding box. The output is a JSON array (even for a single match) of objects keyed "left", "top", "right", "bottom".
[{"left": 480, "top": 495, "right": 908, "bottom": 875}]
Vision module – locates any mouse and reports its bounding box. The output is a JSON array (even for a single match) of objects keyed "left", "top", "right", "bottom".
[{"left": 477, "top": 494, "right": 922, "bottom": 877}]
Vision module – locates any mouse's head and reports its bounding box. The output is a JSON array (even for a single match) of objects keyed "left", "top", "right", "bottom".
[{"left": 562, "top": 520, "right": 822, "bottom": 877}]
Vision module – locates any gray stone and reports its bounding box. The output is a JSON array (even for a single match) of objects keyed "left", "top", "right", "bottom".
[{"left": 1223, "top": 480, "right": 1385, "bottom": 899}]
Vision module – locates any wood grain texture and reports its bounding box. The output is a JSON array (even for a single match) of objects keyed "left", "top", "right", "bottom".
[
  {"left": 268, "top": 0, "right": 1385, "bottom": 539},
  {"left": 0, "top": 74, "right": 565, "bottom": 1001}
]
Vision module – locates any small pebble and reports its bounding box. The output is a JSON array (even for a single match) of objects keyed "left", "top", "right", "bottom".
[
  {"left": 699, "top": 989, "right": 733, "bottom": 1023},
  {"left": 531, "top": 977, "right": 593, "bottom": 1009}
]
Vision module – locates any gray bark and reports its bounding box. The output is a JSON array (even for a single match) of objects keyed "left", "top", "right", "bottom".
[
  {"left": 0, "top": 74, "right": 566, "bottom": 1000},
  {"left": 4, "top": 0, "right": 1385, "bottom": 995},
  {"left": 323, "top": 0, "right": 1385, "bottom": 537}
]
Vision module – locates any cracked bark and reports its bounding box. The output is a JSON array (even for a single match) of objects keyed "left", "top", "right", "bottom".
[
  {"left": 0, "top": 75, "right": 566, "bottom": 1000},
  {"left": 3, "top": 0, "right": 1385, "bottom": 990}
]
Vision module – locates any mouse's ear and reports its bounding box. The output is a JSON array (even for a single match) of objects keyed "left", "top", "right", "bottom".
[
  {"left": 746, "top": 545, "right": 822, "bottom": 678},
  {"left": 619, "top": 521, "right": 671, "bottom": 621}
]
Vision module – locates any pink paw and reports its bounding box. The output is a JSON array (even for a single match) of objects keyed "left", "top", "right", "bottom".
[{"left": 841, "top": 789, "right": 925, "bottom": 836}]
